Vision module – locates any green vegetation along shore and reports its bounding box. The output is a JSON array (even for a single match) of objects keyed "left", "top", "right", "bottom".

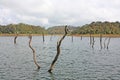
[{"left": 0, "top": 21, "right": 120, "bottom": 36}]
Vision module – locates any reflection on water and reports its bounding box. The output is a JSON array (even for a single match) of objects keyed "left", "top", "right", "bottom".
[{"left": 0, "top": 36, "right": 120, "bottom": 80}]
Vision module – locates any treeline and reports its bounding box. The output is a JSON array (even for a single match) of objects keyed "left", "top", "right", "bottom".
[
  {"left": 72, "top": 21, "right": 120, "bottom": 34},
  {"left": 0, "top": 23, "right": 46, "bottom": 34},
  {"left": 0, "top": 21, "right": 120, "bottom": 34},
  {"left": 47, "top": 26, "right": 78, "bottom": 34}
]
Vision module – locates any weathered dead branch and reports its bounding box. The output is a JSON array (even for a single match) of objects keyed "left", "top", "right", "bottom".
[
  {"left": 29, "top": 35, "right": 40, "bottom": 69},
  {"left": 48, "top": 25, "right": 68, "bottom": 73}
]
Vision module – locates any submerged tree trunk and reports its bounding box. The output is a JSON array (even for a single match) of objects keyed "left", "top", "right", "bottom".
[
  {"left": 48, "top": 26, "right": 68, "bottom": 73},
  {"left": 107, "top": 37, "right": 111, "bottom": 49},
  {"left": 14, "top": 34, "right": 18, "bottom": 44},
  {"left": 100, "top": 34, "right": 103, "bottom": 49},
  {"left": 29, "top": 35, "right": 40, "bottom": 69},
  {"left": 92, "top": 36, "right": 95, "bottom": 49},
  {"left": 42, "top": 32, "right": 45, "bottom": 42},
  {"left": 71, "top": 35, "right": 73, "bottom": 42},
  {"left": 104, "top": 37, "right": 108, "bottom": 49},
  {"left": 81, "top": 36, "right": 82, "bottom": 40},
  {"left": 90, "top": 33, "right": 92, "bottom": 45}
]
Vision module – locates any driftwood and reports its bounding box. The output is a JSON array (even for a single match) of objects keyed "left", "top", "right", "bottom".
[
  {"left": 48, "top": 26, "right": 68, "bottom": 73},
  {"left": 29, "top": 35, "right": 40, "bottom": 69},
  {"left": 14, "top": 34, "right": 18, "bottom": 44}
]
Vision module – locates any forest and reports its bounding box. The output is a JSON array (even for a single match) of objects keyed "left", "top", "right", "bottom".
[
  {"left": 0, "top": 21, "right": 120, "bottom": 35},
  {"left": 0, "top": 23, "right": 46, "bottom": 34}
]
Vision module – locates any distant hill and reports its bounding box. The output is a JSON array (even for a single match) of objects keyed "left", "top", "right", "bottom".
[
  {"left": 47, "top": 25, "right": 78, "bottom": 34},
  {"left": 72, "top": 21, "right": 120, "bottom": 34},
  {"left": 0, "top": 23, "right": 46, "bottom": 34}
]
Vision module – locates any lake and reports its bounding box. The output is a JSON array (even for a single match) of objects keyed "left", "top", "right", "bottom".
[{"left": 0, "top": 36, "right": 120, "bottom": 80}]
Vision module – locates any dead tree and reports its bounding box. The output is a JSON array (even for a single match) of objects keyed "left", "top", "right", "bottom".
[
  {"left": 42, "top": 32, "right": 45, "bottom": 42},
  {"left": 81, "top": 36, "right": 82, "bottom": 40},
  {"left": 48, "top": 26, "right": 68, "bottom": 73},
  {"left": 71, "top": 35, "right": 73, "bottom": 42},
  {"left": 104, "top": 37, "right": 108, "bottom": 49},
  {"left": 14, "top": 34, "right": 18, "bottom": 44},
  {"left": 100, "top": 34, "right": 103, "bottom": 49},
  {"left": 89, "top": 33, "right": 92, "bottom": 45},
  {"left": 107, "top": 37, "right": 111, "bottom": 49},
  {"left": 92, "top": 36, "right": 95, "bottom": 49},
  {"left": 29, "top": 35, "right": 40, "bottom": 69}
]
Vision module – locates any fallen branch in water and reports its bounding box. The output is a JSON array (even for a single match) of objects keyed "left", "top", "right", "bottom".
[
  {"left": 48, "top": 25, "right": 68, "bottom": 73},
  {"left": 29, "top": 35, "right": 40, "bottom": 69}
]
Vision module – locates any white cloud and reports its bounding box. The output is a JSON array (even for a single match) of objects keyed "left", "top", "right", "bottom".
[{"left": 0, "top": 0, "right": 120, "bottom": 27}]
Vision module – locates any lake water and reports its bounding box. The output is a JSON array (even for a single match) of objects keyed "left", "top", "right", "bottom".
[{"left": 0, "top": 36, "right": 120, "bottom": 80}]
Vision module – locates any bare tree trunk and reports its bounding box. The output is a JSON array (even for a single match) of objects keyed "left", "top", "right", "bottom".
[
  {"left": 107, "top": 37, "right": 111, "bottom": 49},
  {"left": 14, "top": 34, "right": 18, "bottom": 44},
  {"left": 29, "top": 35, "right": 40, "bottom": 69},
  {"left": 81, "top": 36, "right": 82, "bottom": 40},
  {"left": 90, "top": 33, "right": 92, "bottom": 45},
  {"left": 104, "top": 37, "right": 107, "bottom": 49},
  {"left": 71, "top": 35, "right": 73, "bottom": 42},
  {"left": 48, "top": 26, "right": 68, "bottom": 73},
  {"left": 42, "top": 32, "right": 45, "bottom": 42},
  {"left": 92, "top": 36, "right": 95, "bottom": 49},
  {"left": 100, "top": 34, "right": 103, "bottom": 49}
]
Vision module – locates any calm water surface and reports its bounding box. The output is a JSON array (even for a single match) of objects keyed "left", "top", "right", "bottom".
[{"left": 0, "top": 36, "right": 120, "bottom": 80}]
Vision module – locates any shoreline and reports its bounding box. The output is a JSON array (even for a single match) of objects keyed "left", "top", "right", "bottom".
[{"left": 0, "top": 34, "right": 120, "bottom": 37}]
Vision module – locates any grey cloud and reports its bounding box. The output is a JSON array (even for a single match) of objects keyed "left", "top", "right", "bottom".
[{"left": 0, "top": 0, "right": 120, "bottom": 27}]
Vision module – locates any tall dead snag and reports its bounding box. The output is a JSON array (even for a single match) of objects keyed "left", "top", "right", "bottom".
[
  {"left": 92, "top": 36, "right": 95, "bottom": 49},
  {"left": 48, "top": 26, "right": 68, "bottom": 73},
  {"left": 100, "top": 34, "right": 103, "bottom": 49},
  {"left": 81, "top": 36, "right": 82, "bottom": 40},
  {"left": 104, "top": 37, "right": 107, "bottom": 49},
  {"left": 71, "top": 35, "right": 73, "bottom": 42},
  {"left": 107, "top": 37, "right": 111, "bottom": 49},
  {"left": 89, "top": 33, "right": 92, "bottom": 45},
  {"left": 29, "top": 35, "right": 40, "bottom": 69},
  {"left": 42, "top": 32, "right": 45, "bottom": 42},
  {"left": 14, "top": 34, "right": 18, "bottom": 44}
]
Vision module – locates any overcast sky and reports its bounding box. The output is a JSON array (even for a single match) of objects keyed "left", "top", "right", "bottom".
[{"left": 0, "top": 0, "right": 120, "bottom": 28}]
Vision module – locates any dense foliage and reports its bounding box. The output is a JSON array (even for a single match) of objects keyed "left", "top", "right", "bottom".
[
  {"left": 72, "top": 21, "right": 120, "bottom": 34},
  {"left": 0, "top": 21, "right": 120, "bottom": 34},
  {"left": 47, "top": 26, "right": 78, "bottom": 34},
  {"left": 0, "top": 23, "right": 46, "bottom": 34}
]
